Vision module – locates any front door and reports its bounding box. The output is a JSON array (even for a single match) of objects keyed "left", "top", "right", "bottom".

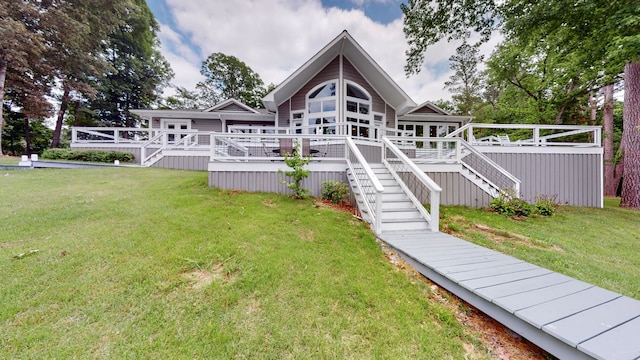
[{"left": 161, "top": 119, "right": 190, "bottom": 143}]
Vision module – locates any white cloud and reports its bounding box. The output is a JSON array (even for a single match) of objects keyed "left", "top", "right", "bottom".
[{"left": 157, "top": 0, "right": 496, "bottom": 103}]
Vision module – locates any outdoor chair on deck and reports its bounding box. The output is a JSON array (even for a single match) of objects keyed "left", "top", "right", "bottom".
[{"left": 262, "top": 142, "right": 273, "bottom": 157}]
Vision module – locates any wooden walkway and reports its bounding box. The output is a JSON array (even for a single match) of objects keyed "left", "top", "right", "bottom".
[{"left": 378, "top": 230, "right": 640, "bottom": 360}]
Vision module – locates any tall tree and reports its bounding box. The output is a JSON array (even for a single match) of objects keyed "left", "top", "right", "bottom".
[
  {"left": 0, "top": 1, "right": 48, "bottom": 155},
  {"left": 90, "top": 0, "right": 173, "bottom": 128},
  {"left": 444, "top": 41, "right": 484, "bottom": 116},
  {"left": 196, "top": 53, "right": 266, "bottom": 108},
  {"left": 402, "top": 0, "right": 640, "bottom": 208},
  {"left": 48, "top": 0, "right": 133, "bottom": 147}
]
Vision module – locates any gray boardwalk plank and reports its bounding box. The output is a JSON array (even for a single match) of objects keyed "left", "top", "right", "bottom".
[
  {"left": 459, "top": 268, "right": 552, "bottom": 290},
  {"left": 435, "top": 258, "right": 524, "bottom": 274},
  {"left": 515, "top": 287, "right": 621, "bottom": 328},
  {"left": 577, "top": 316, "right": 640, "bottom": 360},
  {"left": 543, "top": 296, "right": 640, "bottom": 347},
  {"left": 475, "top": 272, "right": 575, "bottom": 301},
  {"left": 494, "top": 280, "right": 593, "bottom": 313},
  {"left": 422, "top": 253, "right": 507, "bottom": 267},
  {"left": 446, "top": 262, "right": 540, "bottom": 282}
]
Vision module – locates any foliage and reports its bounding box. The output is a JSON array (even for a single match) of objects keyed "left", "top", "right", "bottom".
[
  {"left": 90, "top": 0, "right": 173, "bottom": 128},
  {"left": 41, "top": 149, "right": 134, "bottom": 163},
  {"left": 489, "top": 192, "right": 534, "bottom": 217},
  {"left": 196, "top": 53, "right": 267, "bottom": 108},
  {"left": 321, "top": 180, "right": 350, "bottom": 204},
  {"left": 279, "top": 143, "right": 311, "bottom": 199},
  {"left": 534, "top": 195, "right": 559, "bottom": 216},
  {"left": 444, "top": 41, "right": 485, "bottom": 116},
  {"left": 0, "top": 168, "right": 482, "bottom": 358},
  {"left": 0, "top": 107, "right": 53, "bottom": 156}
]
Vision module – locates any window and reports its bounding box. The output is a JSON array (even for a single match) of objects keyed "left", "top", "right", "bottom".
[
  {"left": 345, "top": 82, "right": 372, "bottom": 139},
  {"left": 161, "top": 119, "right": 190, "bottom": 143},
  {"left": 304, "top": 81, "right": 337, "bottom": 134}
]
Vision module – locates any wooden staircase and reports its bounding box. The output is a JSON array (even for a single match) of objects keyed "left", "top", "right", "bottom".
[{"left": 348, "top": 163, "right": 431, "bottom": 233}]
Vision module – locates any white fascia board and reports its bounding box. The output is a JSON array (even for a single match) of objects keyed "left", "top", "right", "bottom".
[{"left": 476, "top": 146, "right": 603, "bottom": 155}]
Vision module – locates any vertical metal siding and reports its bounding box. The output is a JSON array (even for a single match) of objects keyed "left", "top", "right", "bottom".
[
  {"left": 483, "top": 152, "right": 602, "bottom": 207},
  {"left": 426, "top": 172, "right": 493, "bottom": 207},
  {"left": 153, "top": 156, "right": 209, "bottom": 171},
  {"left": 209, "top": 171, "right": 348, "bottom": 198}
]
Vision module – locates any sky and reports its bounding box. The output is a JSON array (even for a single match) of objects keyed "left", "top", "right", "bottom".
[{"left": 146, "top": 0, "right": 498, "bottom": 105}]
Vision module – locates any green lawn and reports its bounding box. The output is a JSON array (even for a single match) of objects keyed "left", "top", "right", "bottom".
[
  {"left": 441, "top": 199, "right": 640, "bottom": 299},
  {"left": 1, "top": 168, "right": 487, "bottom": 359}
]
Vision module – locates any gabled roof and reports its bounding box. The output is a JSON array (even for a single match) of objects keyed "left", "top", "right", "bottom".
[
  {"left": 203, "top": 98, "right": 260, "bottom": 114},
  {"left": 407, "top": 101, "right": 451, "bottom": 116},
  {"left": 263, "top": 30, "right": 416, "bottom": 115}
]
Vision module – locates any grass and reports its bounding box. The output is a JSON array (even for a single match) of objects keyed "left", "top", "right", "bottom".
[
  {"left": 0, "top": 156, "right": 20, "bottom": 165},
  {"left": 441, "top": 199, "right": 640, "bottom": 299},
  {"left": 0, "top": 167, "right": 488, "bottom": 359}
]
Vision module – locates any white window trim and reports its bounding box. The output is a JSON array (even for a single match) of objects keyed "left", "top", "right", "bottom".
[
  {"left": 344, "top": 81, "right": 373, "bottom": 139},
  {"left": 304, "top": 80, "right": 338, "bottom": 135},
  {"left": 160, "top": 118, "right": 191, "bottom": 130}
]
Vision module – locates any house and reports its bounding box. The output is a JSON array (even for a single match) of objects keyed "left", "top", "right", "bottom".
[{"left": 71, "top": 30, "right": 603, "bottom": 232}]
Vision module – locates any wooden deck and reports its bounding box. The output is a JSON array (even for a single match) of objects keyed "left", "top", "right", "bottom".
[{"left": 378, "top": 230, "right": 640, "bottom": 360}]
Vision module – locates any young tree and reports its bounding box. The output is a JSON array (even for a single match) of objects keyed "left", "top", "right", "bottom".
[
  {"left": 444, "top": 41, "right": 484, "bottom": 116},
  {"left": 602, "top": 84, "right": 616, "bottom": 196},
  {"left": 196, "top": 53, "right": 266, "bottom": 108}
]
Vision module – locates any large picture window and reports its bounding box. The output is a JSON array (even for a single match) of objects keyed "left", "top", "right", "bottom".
[
  {"left": 345, "top": 82, "right": 372, "bottom": 139},
  {"left": 305, "top": 81, "right": 337, "bottom": 134}
]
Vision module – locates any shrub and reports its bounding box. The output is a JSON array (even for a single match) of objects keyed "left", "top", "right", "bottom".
[
  {"left": 321, "top": 180, "right": 349, "bottom": 204},
  {"left": 42, "top": 149, "right": 134, "bottom": 163},
  {"left": 534, "top": 195, "right": 558, "bottom": 216},
  {"left": 490, "top": 191, "right": 534, "bottom": 217}
]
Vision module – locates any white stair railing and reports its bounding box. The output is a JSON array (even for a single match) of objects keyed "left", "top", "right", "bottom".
[
  {"left": 382, "top": 138, "right": 442, "bottom": 232},
  {"left": 345, "top": 137, "right": 384, "bottom": 234},
  {"left": 457, "top": 139, "right": 521, "bottom": 195}
]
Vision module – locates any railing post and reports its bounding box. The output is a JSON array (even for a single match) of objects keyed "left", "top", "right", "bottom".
[
  {"left": 375, "top": 190, "right": 383, "bottom": 234},
  {"left": 71, "top": 127, "right": 77, "bottom": 143},
  {"left": 210, "top": 133, "right": 216, "bottom": 161},
  {"left": 533, "top": 127, "right": 540, "bottom": 146},
  {"left": 430, "top": 191, "right": 440, "bottom": 232}
]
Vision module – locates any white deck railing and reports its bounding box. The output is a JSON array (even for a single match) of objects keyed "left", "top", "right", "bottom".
[
  {"left": 72, "top": 127, "right": 156, "bottom": 144},
  {"left": 345, "top": 137, "right": 384, "bottom": 234},
  {"left": 446, "top": 123, "right": 601, "bottom": 147},
  {"left": 387, "top": 136, "right": 520, "bottom": 196},
  {"left": 383, "top": 138, "right": 442, "bottom": 232}
]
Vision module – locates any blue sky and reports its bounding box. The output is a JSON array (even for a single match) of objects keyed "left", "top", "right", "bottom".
[{"left": 145, "top": 0, "right": 483, "bottom": 103}]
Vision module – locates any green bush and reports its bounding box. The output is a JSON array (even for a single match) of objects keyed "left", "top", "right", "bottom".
[
  {"left": 321, "top": 180, "right": 350, "bottom": 204},
  {"left": 489, "top": 191, "right": 534, "bottom": 217},
  {"left": 534, "top": 195, "right": 558, "bottom": 216},
  {"left": 42, "top": 149, "right": 134, "bottom": 163}
]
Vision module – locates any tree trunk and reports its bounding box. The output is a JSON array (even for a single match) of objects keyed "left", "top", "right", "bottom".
[
  {"left": 620, "top": 62, "right": 640, "bottom": 209},
  {"left": 51, "top": 86, "right": 70, "bottom": 148},
  {"left": 0, "top": 63, "right": 7, "bottom": 156},
  {"left": 24, "top": 117, "right": 32, "bottom": 155},
  {"left": 603, "top": 84, "right": 616, "bottom": 196},
  {"left": 589, "top": 90, "right": 598, "bottom": 126}
]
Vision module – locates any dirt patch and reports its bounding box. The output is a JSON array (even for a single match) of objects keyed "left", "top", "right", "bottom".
[
  {"left": 471, "top": 224, "right": 564, "bottom": 252},
  {"left": 182, "top": 261, "right": 239, "bottom": 290},
  {"left": 379, "top": 241, "right": 551, "bottom": 360},
  {"left": 262, "top": 199, "right": 277, "bottom": 208},
  {"left": 182, "top": 269, "right": 213, "bottom": 290}
]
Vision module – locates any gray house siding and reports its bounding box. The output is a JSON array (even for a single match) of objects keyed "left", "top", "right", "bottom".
[
  {"left": 482, "top": 151, "right": 602, "bottom": 207},
  {"left": 209, "top": 170, "right": 348, "bottom": 197},
  {"left": 342, "top": 58, "right": 386, "bottom": 114},
  {"left": 277, "top": 100, "right": 291, "bottom": 128},
  {"left": 153, "top": 156, "right": 209, "bottom": 171},
  {"left": 290, "top": 57, "right": 341, "bottom": 111},
  {"left": 427, "top": 172, "right": 494, "bottom": 208}
]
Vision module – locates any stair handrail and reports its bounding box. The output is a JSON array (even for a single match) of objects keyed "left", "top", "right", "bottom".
[
  {"left": 140, "top": 131, "right": 166, "bottom": 166},
  {"left": 345, "top": 137, "right": 384, "bottom": 234},
  {"left": 382, "top": 138, "right": 442, "bottom": 232},
  {"left": 457, "top": 138, "right": 521, "bottom": 195}
]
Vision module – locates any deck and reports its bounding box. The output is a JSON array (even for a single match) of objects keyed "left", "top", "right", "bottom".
[{"left": 379, "top": 231, "right": 640, "bottom": 360}]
